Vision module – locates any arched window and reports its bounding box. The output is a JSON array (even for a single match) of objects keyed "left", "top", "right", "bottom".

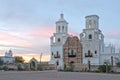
[
  {"left": 62, "top": 26, "right": 64, "bottom": 32},
  {"left": 88, "top": 34, "right": 92, "bottom": 39},
  {"left": 58, "top": 26, "right": 60, "bottom": 31},
  {"left": 88, "top": 20, "right": 92, "bottom": 28},
  {"left": 71, "top": 50, "right": 74, "bottom": 55},
  {"left": 57, "top": 51, "right": 59, "bottom": 56}
]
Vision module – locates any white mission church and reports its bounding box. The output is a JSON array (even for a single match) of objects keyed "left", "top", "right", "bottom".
[{"left": 49, "top": 13, "right": 120, "bottom": 70}]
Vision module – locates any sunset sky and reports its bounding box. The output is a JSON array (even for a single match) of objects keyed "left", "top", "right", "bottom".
[{"left": 0, "top": 0, "right": 120, "bottom": 62}]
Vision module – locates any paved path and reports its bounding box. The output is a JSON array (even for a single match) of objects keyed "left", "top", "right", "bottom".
[{"left": 0, "top": 71, "right": 120, "bottom": 80}]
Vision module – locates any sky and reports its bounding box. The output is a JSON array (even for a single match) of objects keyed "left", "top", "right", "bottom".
[{"left": 0, "top": 0, "right": 120, "bottom": 62}]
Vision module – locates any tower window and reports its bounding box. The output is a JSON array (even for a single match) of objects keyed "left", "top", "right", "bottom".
[
  {"left": 62, "top": 26, "right": 64, "bottom": 32},
  {"left": 52, "top": 52, "right": 53, "bottom": 56},
  {"left": 58, "top": 26, "right": 60, "bottom": 31},
  {"left": 88, "top": 20, "right": 92, "bottom": 28},
  {"left": 53, "top": 37, "right": 55, "bottom": 43},
  {"left": 58, "top": 38, "right": 60, "bottom": 42},
  {"left": 89, "top": 20, "right": 92, "bottom": 25},
  {"left": 88, "top": 34, "right": 92, "bottom": 39}
]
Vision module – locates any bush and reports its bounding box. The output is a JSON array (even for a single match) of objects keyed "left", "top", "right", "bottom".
[
  {"left": 95, "top": 69, "right": 100, "bottom": 73},
  {"left": 64, "top": 66, "right": 71, "bottom": 72},
  {"left": 3, "top": 66, "right": 8, "bottom": 71},
  {"left": 98, "top": 64, "right": 111, "bottom": 72}
]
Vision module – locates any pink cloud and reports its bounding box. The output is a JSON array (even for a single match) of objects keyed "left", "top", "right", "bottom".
[
  {"left": 68, "top": 31, "right": 79, "bottom": 37},
  {"left": 0, "top": 31, "right": 33, "bottom": 48},
  {"left": 0, "top": 32, "right": 12, "bottom": 40},
  {"left": 27, "top": 26, "right": 80, "bottom": 40},
  {"left": 28, "top": 27, "right": 55, "bottom": 38}
]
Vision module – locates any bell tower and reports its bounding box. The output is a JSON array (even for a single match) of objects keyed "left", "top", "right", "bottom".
[
  {"left": 86, "top": 15, "right": 99, "bottom": 29},
  {"left": 56, "top": 13, "right": 68, "bottom": 34},
  {"left": 49, "top": 13, "right": 70, "bottom": 70},
  {"left": 80, "top": 15, "right": 104, "bottom": 65}
]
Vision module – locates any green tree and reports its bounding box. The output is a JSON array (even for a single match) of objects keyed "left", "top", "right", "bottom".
[{"left": 15, "top": 56, "right": 25, "bottom": 63}]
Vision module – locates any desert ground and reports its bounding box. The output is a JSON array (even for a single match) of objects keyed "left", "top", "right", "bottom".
[{"left": 0, "top": 70, "right": 120, "bottom": 80}]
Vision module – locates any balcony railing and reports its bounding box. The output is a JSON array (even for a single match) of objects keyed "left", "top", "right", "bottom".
[
  {"left": 85, "top": 53, "right": 93, "bottom": 57},
  {"left": 54, "top": 54, "right": 60, "bottom": 58},
  {"left": 68, "top": 54, "right": 76, "bottom": 57}
]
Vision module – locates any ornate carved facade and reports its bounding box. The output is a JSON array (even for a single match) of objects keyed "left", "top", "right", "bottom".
[{"left": 63, "top": 36, "right": 82, "bottom": 67}]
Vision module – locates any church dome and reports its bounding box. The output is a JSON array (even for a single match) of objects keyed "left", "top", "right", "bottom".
[{"left": 56, "top": 13, "right": 68, "bottom": 24}]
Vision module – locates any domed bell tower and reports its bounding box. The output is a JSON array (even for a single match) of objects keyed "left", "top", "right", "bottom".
[{"left": 50, "top": 13, "right": 69, "bottom": 70}]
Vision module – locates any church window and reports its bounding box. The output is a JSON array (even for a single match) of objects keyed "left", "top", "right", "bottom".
[
  {"left": 52, "top": 52, "right": 53, "bottom": 56},
  {"left": 94, "top": 20, "right": 96, "bottom": 25},
  {"left": 58, "top": 26, "right": 60, "bottom": 31},
  {"left": 53, "top": 37, "right": 55, "bottom": 43},
  {"left": 71, "top": 50, "right": 74, "bottom": 55},
  {"left": 88, "top": 50, "right": 90, "bottom": 56},
  {"left": 88, "top": 20, "right": 92, "bottom": 28},
  {"left": 58, "top": 38, "right": 60, "bottom": 42},
  {"left": 95, "top": 50, "right": 97, "bottom": 54},
  {"left": 89, "top": 20, "right": 92, "bottom": 25},
  {"left": 57, "top": 51, "right": 59, "bottom": 55},
  {"left": 57, "top": 51, "right": 60, "bottom": 57},
  {"left": 54, "top": 51, "right": 60, "bottom": 58},
  {"left": 56, "top": 61, "right": 59, "bottom": 66},
  {"left": 88, "top": 34, "right": 92, "bottom": 39},
  {"left": 62, "top": 26, "right": 64, "bottom": 32},
  {"left": 68, "top": 50, "right": 76, "bottom": 57}
]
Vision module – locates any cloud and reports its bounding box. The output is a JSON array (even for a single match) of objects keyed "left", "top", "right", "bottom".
[
  {"left": 105, "top": 29, "right": 120, "bottom": 39},
  {"left": 68, "top": 31, "right": 79, "bottom": 37},
  {"left": 27, "top": 26, "right": 54, "bottom": 38},
  {"left": 0, "top": 30, "right": 33, "bottom": 48},
  {"left": 0, "top": 26, "right": 52, "bottom": 62}
]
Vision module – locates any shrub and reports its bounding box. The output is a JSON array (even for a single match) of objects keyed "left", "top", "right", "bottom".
[{"left": 98, "top": 64, "right": 111, "bottom": 72}]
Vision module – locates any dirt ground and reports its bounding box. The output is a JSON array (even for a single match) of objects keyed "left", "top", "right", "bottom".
[{"left": 0, "top": 70, "right": 120, "bottom": 80}]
